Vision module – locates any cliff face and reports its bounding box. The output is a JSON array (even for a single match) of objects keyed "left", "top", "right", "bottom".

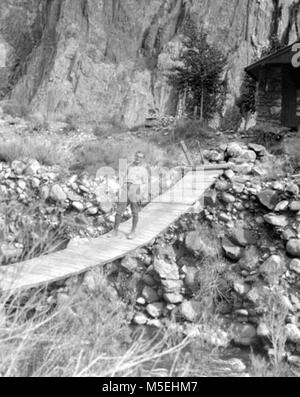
[{"left": 1, "top": 0, "right": 300, "bottom": 128}]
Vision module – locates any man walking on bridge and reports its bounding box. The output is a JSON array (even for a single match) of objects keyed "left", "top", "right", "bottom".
[{"left": 111, "top": 151, "right": 148, "bottom": 240}]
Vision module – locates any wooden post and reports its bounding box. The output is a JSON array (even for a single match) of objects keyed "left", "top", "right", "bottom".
[
  {"left": 180, "top": 140, "right": 194, "bottom": 167},
  {"left": 197, "top": 140, "right": 205, "bottom": 165}
]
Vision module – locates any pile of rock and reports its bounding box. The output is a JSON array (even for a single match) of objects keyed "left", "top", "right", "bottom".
[
  {"left": 127, "top": 141, "right": 300, "bottom": 365},
  {"left": 0, "top": 158, "right": 120, "bottom": 263}
]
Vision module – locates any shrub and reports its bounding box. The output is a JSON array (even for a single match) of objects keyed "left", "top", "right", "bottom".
[
  {"left": 247, "top": 122, "right": 289, "bottom": 149},
  {"left": 173, "top": 118, "right": 213, "bottom": 143}
]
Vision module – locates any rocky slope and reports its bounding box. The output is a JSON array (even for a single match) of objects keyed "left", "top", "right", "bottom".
[{"left": 1, "top": 0, "right": 300, "bottom": 128}]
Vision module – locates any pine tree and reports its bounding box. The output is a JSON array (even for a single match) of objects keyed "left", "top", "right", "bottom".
[{"left": 167, "top": 18, "right": 227, "bottom": 121}]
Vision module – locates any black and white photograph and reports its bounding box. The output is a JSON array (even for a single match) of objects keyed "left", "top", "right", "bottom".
[{"left": 0, "top": 0, "right": 300, "bottom": 380}]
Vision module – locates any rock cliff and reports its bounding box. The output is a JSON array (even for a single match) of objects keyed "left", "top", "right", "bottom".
[{"left": 1, "top": 0, "right": 300, "bottom": 128}]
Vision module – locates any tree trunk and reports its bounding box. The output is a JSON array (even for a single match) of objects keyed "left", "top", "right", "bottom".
[{"left": 200, "top": 82, "right": 204, "bottom": 122}]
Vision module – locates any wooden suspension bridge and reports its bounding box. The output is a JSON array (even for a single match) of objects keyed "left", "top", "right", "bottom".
[{"left": 0, "top": 167, "right": 226, "bottom": 294}]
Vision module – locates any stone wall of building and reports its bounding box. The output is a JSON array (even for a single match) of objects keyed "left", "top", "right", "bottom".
[{"left": 256, "top": 66, "right": 283, "bottom": 125}]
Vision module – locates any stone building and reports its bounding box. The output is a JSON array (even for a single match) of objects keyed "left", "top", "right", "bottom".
[{"left": 246, "top": 42, "right": 300, "bottom": 129}]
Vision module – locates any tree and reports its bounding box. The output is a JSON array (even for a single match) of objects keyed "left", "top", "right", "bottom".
[
  {"left": 167, "top": 18, "right": 227, "bottom": 121},
  {"left": 236, "top": 72, "right": 257, "bottom": 130}
]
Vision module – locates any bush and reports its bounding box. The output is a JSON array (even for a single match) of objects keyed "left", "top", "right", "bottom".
[
  {"left": 247, "top": 123, "right": 289, "bottom": 149},
  {"left": 173, "top": 118, "right": 213, "bottom": 142}
]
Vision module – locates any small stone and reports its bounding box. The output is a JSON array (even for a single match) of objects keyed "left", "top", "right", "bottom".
[
  {"left": 163, "top": 293, "right": 183, "bottom": 304},
  {"left": 50, "top": 184, "right": 67, "bottom": 202},
  {"left": 227, "top": 142, "right": 243, "bottom": 158},
  {"left": 142, "top": 286, "right": 159, "bottom": 303},
  {"left": 275, "top": 200, "right": 289, "bottom": 212},
  {"left": 11, "top": 160, "right": 26, "bottom": 175},
  {"left": 232, "top": 323, "right": 257, "bottom": 346},
  {"left": 287, "top": 239, "right": 300, "bottom": 258},
  {"left": 257, "top": 323, "right": 270, "bottom": 338},
  {"left": 56, "top": 293, "right": 70, "bottom": 308},
  {"left": 290, "top": 201, "right": 300, "bottom": 212},
  {"left": 25, "top": 159, "right": 41, "bottom": 175},
  {"left": 222, "top": 192, "right": 236, "bottom": 204},
  {"left": 120, "top": 255, "right": 138, "bottom": 273},
  {"left": 133, "top": 313, "right": 148, "bottom": 325},
  {"left": 286, "top": 183, "right": 300, "bottom": 196},
  {"left": 136, "top": 297, "right": 146, "bottom": 305},
  {"left": 72, "top": 201, "right": 84, "bottom": 212},
  {"left": 222, "top": 237, "right": 244, "bottom": 261},
  {"left": 180, "top": 301, "right": 197, "bottom": 322},
  {"left": 286, "top": 324, "right": 300, "bottom": 344},
  {"left": 258, "top": 189, "right": 280, "bottom": 210},
  {"left": 264, "top": 214, "right": 289, "bottom": 228},
  {"left": 226, "top": 358, "right": 247, "bottom": 374},
  {"left": 146, "top": 302, "right": 165, "bottom": 318},
  {"left": 260, "top": 255, "right": 286, "bottom": 283},
  {"left": 290, "top": 259, "right": 300, "bottom": 275},
  {"left": 233, "top": 281, "right": 250, "bottom": 296},
  {"left": 87, "top": 206, "right": 98, "bottom": 215},
  {"left": 225, "top": 169, "right": 235, "bottom": 180}
]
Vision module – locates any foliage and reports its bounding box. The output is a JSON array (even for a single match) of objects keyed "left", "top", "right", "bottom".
[
  {"left": 167, "top": 17, "right": 227, "bottom": 121},
  {"left": 220, "top": 105, "right": 243, "bottom": 132},
  {"left": 173, "top": 118, "right": 213, "bottom": 142},
  {"left": 236, "top": 72, "right": 257, "bottom": 128}
]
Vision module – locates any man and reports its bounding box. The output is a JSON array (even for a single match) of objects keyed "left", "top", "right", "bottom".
[{"left": 111, "top": 151, "right": 148, "bottom": 240}]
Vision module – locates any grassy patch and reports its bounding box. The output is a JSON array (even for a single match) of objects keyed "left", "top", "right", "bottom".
[{"left": 0, "top": 136, "right": 70, "bottom": 168}]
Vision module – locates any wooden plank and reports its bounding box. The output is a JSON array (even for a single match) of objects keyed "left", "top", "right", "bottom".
[{"left": 0, "top": 170, "right": 221, "bottom": 293}]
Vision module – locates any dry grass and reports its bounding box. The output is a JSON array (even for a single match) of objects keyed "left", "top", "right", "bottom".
[
  {"left": 0, "top": 136, "right": 70, "bottom": 168},
  {"left": 71, "top": 138, "right": 172, "bottom": 174}
]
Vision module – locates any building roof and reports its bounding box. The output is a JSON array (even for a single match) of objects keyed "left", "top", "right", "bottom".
[{"left": 245, "top": 41, "right": 300, "bottom": 80}]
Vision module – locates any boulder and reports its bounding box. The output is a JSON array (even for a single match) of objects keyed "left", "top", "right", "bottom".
[
  {"left": 287, "top": 239, "right": 300, "bottom": 258},
  {"left": 163, "top": 293, "right": 184, "bottom": 304}
]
